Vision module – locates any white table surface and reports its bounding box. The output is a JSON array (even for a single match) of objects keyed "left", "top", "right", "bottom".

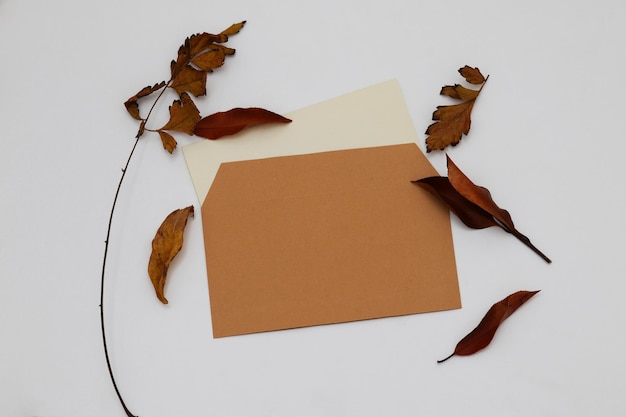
[{"left": 1, "top": 1, "right": 625, "bottom": 416}]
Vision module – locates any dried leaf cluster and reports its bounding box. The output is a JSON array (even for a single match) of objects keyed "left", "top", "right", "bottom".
[
  {"left": 124, "top": 21, "right": 291, "bottom": 153},
  {"left": 122, "top": 22, "right": 291, "bottom": 304},
  {"left": 418, "top": 66, "right": 551, "bottom": 363}
]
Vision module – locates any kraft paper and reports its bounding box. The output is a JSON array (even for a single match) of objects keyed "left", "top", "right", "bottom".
[{"left": 183, "top": 80, "right": 460, "bottom": 337}]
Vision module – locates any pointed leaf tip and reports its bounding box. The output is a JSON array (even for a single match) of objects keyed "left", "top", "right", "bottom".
[{"left": 220, "top": 21, "right": 246, "bottom": 36}]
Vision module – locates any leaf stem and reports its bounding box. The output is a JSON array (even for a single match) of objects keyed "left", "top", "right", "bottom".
[
  {"left": 508, "top": 228, "right": 552, "bottom": 264},
  {"left": 143, "top": 80, "right": 171, "bottom": 130},
  {"left": 100, "top": 136, "right": 141, "bottom": 417},
  {"left": 437, "top": 353, "right": 455, "bottom": 363}
]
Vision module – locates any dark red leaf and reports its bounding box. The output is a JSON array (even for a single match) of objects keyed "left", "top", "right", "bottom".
[
  {"left": 414, "top": 156, "right": 551, "bottom": 263},
  {"left": 438, "top": 290, "right": 540, "bottom": 363},
  {"left": 416, "top": 176, "right": 498, "bottom": 230},
  {"left": 193, "top": 107, "right": 292, "bottom": 139},
  {"left": 446, "top": 155, "right": 515, "bottom": 230}
]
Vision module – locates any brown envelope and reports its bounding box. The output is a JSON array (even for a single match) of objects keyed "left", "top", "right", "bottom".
[{"left": 202, "top": 143, "right": 460, "bottom": 337}]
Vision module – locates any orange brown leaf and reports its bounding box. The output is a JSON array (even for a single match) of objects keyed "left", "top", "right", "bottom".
[
  {"left": 157, "top": 131, "right": 177, "bottom": 154},
  {"left": 170, "top": 65, "right": 208, "bottom": 97},
  {"left": 187, "top": 32, "right": 228, "bottom": 57},
  {"left": 438, "top": 290, "right": 540, "bottom": 363},
  {"left": 414, "top": 155, "right": 551, "bottom": 263},
  {"left": 191, "top": 48, "right": 226, "bottom": 72},
  {"left": 159, "top": 92, "right": 201, "bottom": 136},
  {"left": 425, "top": 66, "right": 487, "bottom": 152},
  {"left": 148, "top": 206, "right": 195, "bottom": 304},
  {"left": 194, "top": 107, "right": 292, "bottom": 139},
  {"left": 220, "top": 21, "right": 246, "bottom": 36},
  {"left": 459, "top": 65, "right": 486, "bottom": 85}
]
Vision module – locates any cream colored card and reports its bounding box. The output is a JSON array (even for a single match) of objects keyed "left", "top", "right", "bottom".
[
  {"left": 182, "top": 80, "right": 460, "bottom": 337},
  {"left": 184, "top": 80, "right": 421, "bottom": 204}
]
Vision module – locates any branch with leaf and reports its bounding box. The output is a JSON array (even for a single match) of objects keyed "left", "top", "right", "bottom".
[{"left": 101, "top": 21, "right": 291, "bottom": 417}]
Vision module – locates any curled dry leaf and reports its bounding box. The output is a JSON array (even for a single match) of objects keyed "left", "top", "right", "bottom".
[
  {"left": 438, "top": 290, "right": 540, "bottom": 363},
  {"left": 425, "top": 65, "right": 488, "bottom": 152},
  {"left": 124, "top": 82, "right": 167, "bottom": 121},
  {"left": 148, "top": 206, "right": 194, "bottom": 304},
  {"left": 194, "top": 107, "right": 292, "bottom": 139},
  {"left": 414, "top": 155, "right": 551, "bottom": 263}
]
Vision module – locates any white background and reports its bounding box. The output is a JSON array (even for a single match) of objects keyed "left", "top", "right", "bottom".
[{"left": 1, "top": 0, "right": 625, "bottom": 416}]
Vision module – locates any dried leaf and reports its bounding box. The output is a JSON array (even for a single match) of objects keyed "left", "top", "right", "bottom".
[
  {"left": 136, "top": 120, "right": 146, "bottom": 139},
  {"left": 169, "top": 23, "right": 244, "bottom": 96},
  {"left": 159, "top": 92, "right": 201, "bottom": 136},
  {"left": 440, "top": 84, "right": 480, "bottom": 101},
  {"left": 414, "top": 155, "right": 551, "bottom": 263},
  {"left": 211, "top": 43, "right": 236, "bottom": 56},
  {"left": 157, "top": 131, "right": 177, "bottom": 154},
  {"left": 170, "top": 64, "right": 208, "bottom": 97},
  {"left": 124, "top": 82, "right": 167, "bottom": 120},
  {"left": 425, "top": 66, "right": 488, "bottom": 152},
  {"left": 438, "top": 290, "right": 540, "bottom": 363},
  {"left": 194, "top": 107, "right": 292, "bottom": 139},
  {"left": 188, "top": 32, "right": 228, "bottom": 57},
  {"left": 148, "top": 206, "right": 194, "bottom": 304},
  {"left": 191, "top": 48, "right": 226, "bottom": 72},
  {"left": 459, "top": 65, "right": 486, "bottom": 84},
  {"left": 446, "top": 156, "right": 514, "bottom": 230}
]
